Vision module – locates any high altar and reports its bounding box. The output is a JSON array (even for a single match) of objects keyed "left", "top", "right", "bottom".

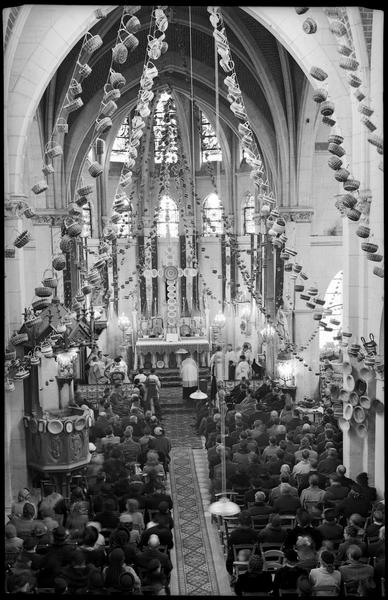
[{"left": 133, "top": 264, "right": 210, "bottom": 369}]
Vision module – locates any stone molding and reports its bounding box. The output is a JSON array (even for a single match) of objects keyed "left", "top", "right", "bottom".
[
  {"left": 278, "top": 207, "right": 314, "bottom": 222},
  {"left": 32, "top": 212, "right": 67, "bottom": 226}
]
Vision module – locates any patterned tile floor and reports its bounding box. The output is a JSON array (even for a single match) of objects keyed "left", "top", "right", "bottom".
[{"left": 161, "top": 389, "right": 232, "bottom": 596}]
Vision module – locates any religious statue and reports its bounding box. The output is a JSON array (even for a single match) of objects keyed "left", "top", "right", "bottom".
[
  {"left": 275, "top": 300, "right": 290, "bottom": 350},
  {"left": 259, "top": 315, "right": 279, "bottom": 378}
]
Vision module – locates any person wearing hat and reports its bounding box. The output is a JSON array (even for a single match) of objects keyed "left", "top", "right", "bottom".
[
  {"left": 317, "top": 508, "right": 344, "bottom": 542},
  {"left": 78, "top": 525, "right": 106, "bottom": 568},
  {"left": 46, "top": 526, "right": 75, "bottom": 567},
  {"left": 100, "top": 425, "right": 121, "bottom": 455},
  {"left": 11, "top": 488, "right": 36, "bottom": 519},
  {"left": 309, "top": 549, "right": 342, "bottom": 594},
  {"left": 272, "top": 548, "right": 309, "bottom": 596}
]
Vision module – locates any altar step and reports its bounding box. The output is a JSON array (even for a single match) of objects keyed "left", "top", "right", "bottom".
[{"left": 131, "top": 368, "right": 210, "bottom": 389}]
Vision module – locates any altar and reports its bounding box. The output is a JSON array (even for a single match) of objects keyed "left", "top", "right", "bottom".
[{"left": 135, "top": 337, "right": 210, "bottom": 370}]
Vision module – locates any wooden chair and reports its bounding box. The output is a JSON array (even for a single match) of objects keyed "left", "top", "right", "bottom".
[
  {"left": 223, "top": 515, "right": 241, "bottom": 542},
  {"left": 232, "top": 543, "right": 258, "bottom": 562},
  {"left": 278, "top": 514, "right": 296, "bottom": 528},
  {"left": 260, "top": 541, "right": 284, "bottom": 554},
  {"left": 262, "top": 549, "right": 284, "bottom": 571},
  {"left": 278, "top": 588, "right": 298, "bottom": 596},
  {"left": 251, "top": 514, "right": 271, "bottom": 532},
  {"left": 343, "top": 581, "right": 362, "bottom": 596},
  {"left": 232, "top": 560, "right": 250, "bottom": 578},
  {"left": 312, "top": 584, "right": 339, "bottom": 596}
]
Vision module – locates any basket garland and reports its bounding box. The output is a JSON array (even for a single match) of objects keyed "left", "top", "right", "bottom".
[
  {"left": 329, "top": 21, "right": 347, "bottom": 37},
  {"left": 77, "top": 184, "right": 93, "bottom": 196},
  {"left": 367, "top": 253, "right": 383, "bottom": 263},
  {"left": 334, "top": 168, "right": 350, "bottom": 182},
  {"left": 67, "top": 222, "right": 83, "bottom": 237},
  {"left": 42, "top": 271, "right": 58, "bottom": 288},
  {"left": 328, "top": 156, "right": 343, "bottom": 170},
  {"left": 31, "top": 181, "right": 48, "bottom": 195},
  {"left": 347, "top": 208, "right": 361, "bottom": 222},
  {"left": 356, "top": 225, "right": 371, "bottom": 238},
  {"left": 328, "top": 143, "right": 345, "bottom": 157},
  {"left": 343, "top": 178, "right": 360, "bottom": 192}
]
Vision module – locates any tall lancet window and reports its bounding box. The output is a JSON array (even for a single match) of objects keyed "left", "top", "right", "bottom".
[
  {"left": 203, "top": 193, "right": 223, "bottom": 236},
  {"left": 157, "top": 195, "right": 179, "bottom": 238},
  {"left": 200, "top": 111, "right": 222, "bottom": 163},
  {"left": 243, "top": 192, "right": 256, "bottom": 234}
]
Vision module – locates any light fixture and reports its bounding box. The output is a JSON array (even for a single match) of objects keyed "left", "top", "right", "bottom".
[{"left": 213, "top": 312, "right": 226, "bottom": 328}]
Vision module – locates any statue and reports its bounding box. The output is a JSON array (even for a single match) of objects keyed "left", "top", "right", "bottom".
[
  {"left": 275, "top": 300, "right": 290, "bottom": 350},
  {"left": 259, "top": 314, "right": 279, "bottom": 378}
]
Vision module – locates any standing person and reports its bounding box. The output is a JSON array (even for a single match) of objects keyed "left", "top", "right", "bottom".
[
  {"left": 88, "top": 356, "right": 101, "bottom": 385},
  {"left": 109, "top": 356, "right": 130, "bottom": 383},
  {"left": 242, "top": 342, "right": 253, "bottom": 364},
  {"left": 260, "top": 314, "right": 279, "bottom": 378},
  {"left": 224, "top": 343, "right": 237, "bottom": 381},
  {"left": 180, "top": 352, "right": 199, "bottom": 403},
  {"left": 210, "top": 346, "right": 224, "bottom": 400},
  {"left": 145, "top": 368, "right": 162, "bottom": 416},
  {"left": 235, "top": 354, "right": 251, "bottom": 381}
]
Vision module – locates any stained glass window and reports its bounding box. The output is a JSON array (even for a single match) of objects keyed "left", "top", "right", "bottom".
[
  {"left": 157, "top": 195, "right": 179, "bottom": 238},
  {"left": 203, "top": 193, "right": 223, "bottom": 235}
]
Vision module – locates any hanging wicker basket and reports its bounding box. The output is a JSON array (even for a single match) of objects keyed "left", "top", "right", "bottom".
[
  {"left": 5, "top": 349, "right": 17, "bottom": 361},
  {"left": 324, "top": 7, "right": 343, "bottom": 18},
  {"left": 122, "top": 32, "right": 139, "bottom": 51},
  {"left": 356, "top": 225, "right": 371, "bottom": 238},
  {"left": 32, "top": 298, "right": 51, "bottom": 312},
  {"left": 125, "top": 15, "right": 141, "bottom": 33},
  {"left": 328, "top": 156, "right": 343, "bottom": 170},
  {"left": 11, "top": 332, "right": 29, "bottom": 345},
  {"left": 77, "top": 61, "right": 92, "bottom": 80},
  {"left": 320, "top": 100, "right": 335, "bottom": 116},
  {"left": 310, "top": 66, "right": 328, "bottom": 82},
  {"left": 42, "top": 163, "right": 55, "bottom": 176},
  {"left": 302, "top": 17, "right": 317, "bottom": 34},
  {"left": 101, "top": 99, "right": 118, "bottom": 117},
  {"left": 367, "top": 253, "right": 383, "bottom": 262},
  {"left": 328, "top": 142, "right": 345, "bottom": 157},
  {"left": 31, "top": 180, "right": 48, "bottom": 195},
  {"left": 96, "top": 116, "right": 113, "bottom": 135},
  {"left": 110, "top": 212, "right": 121, "bottom": 224},
  {"left": 77, "top": 184, "right": 93, "bottom": 196},
  {"left": 35, "top": 286, "right": 53, "bottom": 298},
  {"left": 103, "top": 227, "right": 117, "bottom": 241},
  {"left": 358, "top": 103, "right": 374, "bottom": 117},
  {"left": 343, "top": 178, "right": 360, "bottom": 192},
  {"left": 295, "top": 7, "right": 309, "bottom": 14},
  {"left": 5, "top": 247, "right": 16, "bottom": 258},
  {"left": 88, "top": 161, "right": 103, "bottom": 178},
  {"left": 347, "top": 74, "right": 362, "bottom": 88},
  {"left": 322, "top": 116, "right": 336, "bottom": 127},
  {"left": 75, "top": 195, "right": 88, "bottom": 207},
  {"left": 328, "top": 133, "right": 344, "bottom": 145},
  {"left": 42, "top": 271, "right": 58, "bottom": 288},
  {"left": 69, "top": 78, "right": 82, "bottom": 97},
  {"left": 354, "top": 89, "right": 366, "bottom": 102},
  {"left": 361, "top": 242, "right": 378, "bottom": 254},
  {"left": 103, "top": 84, "right": 121, "bottom": 102},
  {"left": 110, "top": 69, "right": 126, "bottom": 89},
  {"left": 312, "top": 88, "right": 328, "bottom": 103},
  {"left": 22, "top": 206, "right": 36, "bottom": 219},
  {"left": 347, "top": 208, "right": 361, "bottom": 222},
  {"left": 112, "top": 42, "right": 128, "bottom": 64},
  {"left": 340, "top": 58, "right": 359, "bottom": 71},
  {"left": 52, "top": 254, "right": 67, "bottom": 271},
  {"left": 14, "top": 230, "right": 32, "bottom": 248},
  {"left": 337, "top": 43, "right": 353, "bottom": 56},
  {"left": 373, "top": 266, "right": 384, "bottom": 278},
  {"left": 329, "top": 20, "right": 347, "bottom": 37},
  {"left": 341, "top": 194, "right": 357, "bottom": 208},
  {"left": 334, "top": 168, "right": 350, "bottom": 182},
  {"left": 367, "top": 134, "right": 383, "bottom": 150},
  {"left": 67, "top": 221, "right": 83, "bottom": 237},
  {"left": 80, "top": 33, "right": 103, "bottom": 60},
  {"left": 361, "top": 117, "right": 376, "bottom": 132},
  {"left": 59, "top": 234, "right": 72, "bottom": 253},
  {"left": 63, "top": 97, "right": 84, "bottom": 114},
  {"left": 82, "top": 284, "right": 92, "bottom": 295},
  {"left": 95, "top": 138, "right": 106, "bottom": 154},
  {"left": 45, "top": 141, "right": 63, "bottom": 160},
  {"left": 55, "top": 118, "right": 69, "bottom": 134}
]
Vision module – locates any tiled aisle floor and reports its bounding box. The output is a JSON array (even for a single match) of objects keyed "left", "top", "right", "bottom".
[{"left": 162, "top": 391, "right": 233, "bottom": 596}]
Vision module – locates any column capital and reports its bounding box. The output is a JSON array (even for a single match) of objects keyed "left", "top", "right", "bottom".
[
  {"left": 32, "top": 210, "right": 67, "bottom": 226},
  {"left": 279, "top": 207, "right": 314, "bottom": 222}
]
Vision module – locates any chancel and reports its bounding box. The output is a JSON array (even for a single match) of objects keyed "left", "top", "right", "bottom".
[{"left": 3, "top": 5, "right": 384, "bottom": 596}]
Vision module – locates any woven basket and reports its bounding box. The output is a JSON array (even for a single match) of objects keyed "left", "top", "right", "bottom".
[
  {"left": 23, "top": 206, "right": 36, "bottom": 219},
  {"left": 75, "top": 195, "right": 88, "bottom": 207},
  {"left": 322, "top": 116, "right": 336, "bottom": 127},
  {"left": 112, "top": 42, "right": 128, "bottom": 64},
  {"left": 367, "top": 134, "right": 383, "bottom": 150},
  {"left": 312, "top": 88, "right": 328, "bottom": 103},
  {"left": 45, "top": 141, "right": 63, "bottom": 159},
  {"left": 328, "top": 156, "right": 343, "bottom": 170},
  {"left": 32, "top": 298, "right": 51, "bottom": 311},
  {"left": 67, "top": 222, "right": 83, "bottom": 237},
  {"left": 103, "top": 227, "right": 116, "bottom": 241},
  {"left": 356, "top": 225, "right": 371, "bottom": 238},
  {"left": 67, "top": 203, "right": 83, "bottom": 217},
  {"left": 295, "top": 7, "right": 309, "bottom": 14},
  {"left": 361, "top": 242, "right": 378, "bottom": 254},
  {"left": 52, "top": 254, "right": 67, "bottom": 270},
  {"left": 320, "top": 100, "right": 335, "bottom": 116},
  {"left": 59, "top": 235, "right": 72, "bottom": 253},
  {"left": 103, "top": 85, "right": 121, "bottom": 102},
  {"left": 88, "top": 161, "right": 103, "bottom": 178},
  {"left": 96, "top": 117, "right": 113, "bottom": 134},
  {"left": 324, "top": 7, "right": 343, "bottom": 18},
  {"left": 101, "top": 100, "right": 118, "bottom": 117},
  {"left": 77, "top": 184, "right": 93, "bottom": 196},
  {"left": 95, "top": 138, "right": 106, "bottom": 155},
  {"left": 123, "top": 32, "right": 139, "bottom": 51},
  {"left": 302, "top": 17, "right": 317, "bottom": 34},
  {"left": 64, "top": 97, "right": 83, "bottom": 113},
  {"left": 82, "top": 284, "right": 92, "bottom": 295},
  {"left": 361, "top": 117, "right": 376, "bottom": 132},
  {"left": 358, "top": 103, "right": 374, "bottom": 117},
  {"left": 367, "top": 253, "right": 383, "bottom": 262},
  {"left": 328, "top": 142, "right": 345, "bottom": 157},
  {"left": 35, "top": 286, "right": 53, "bottom": 297},
  {"left": 343, "top": 178, "right": 360, "bottom": 192},
  {"left": 340, "top": 57, "right": 359, "bottom": 71},
  {"left": 42, "top": 272, "right": 58, "bottom": 288},
  {"left": 284, "top": 263, "right": 292, "bottom": 272},
  {"left": 347, "top": 208, "right": 361, "bottom": 222},
  {"left": 55, "top": 117, "right": 69, "bottom": 134},
  {"left": 354, "top": 89, "right": 366, "bottom": 102},
  {"left": 347, "top": 74, "right": 362, "bottom": 88},
  {"left": 5, "top": 349, "right": 16, "bottom": 361},
  {"left": 341, "top": 194, "right": 357, "bottom": 208},
  {"left": 78, "top": 62, "right": 92, "bottom": 80},
  {"left": 110, "top": 212, "right": 121, "bottom": 224},
  {"left": 14, "top": 230, "right": 32, "bottom": 248},
  {"left": 125, "top": 15, "right": 141, "bottom": 32},
  {"left": 294, "top": 284, "right": 304, "bottom": 292},
  {"left": 310, "top": 67, "right": 327, "bottom": 81},
  {"left": 31, "top": 180, "right": 48, "bottom": 195},
  {"left": 337, "top": 43, "right": 353, "bottom": 56},
  {"left": 11, "top": 333, "right": 29, "bottom": 345},
  {"left": 81, "top": 34, "right": 103, "bottom": 58},
  {"left": 373, "top": 266, "right": 384, "bottom": 278},
  {"left": 328, "top": 133, "right": 344, "bottom": 145},
  {"left": 334, "top": 168, "right": 350, "bottom": 182},
  {"left": 329, "top": 20, "right": 347, "bottom": 37},
  {"left": 110, "top": 70, "right": 126, "bottom": 89},
  {"left": 300, "top": 293, "right": 310, "bottom": 300},
  {"left": 69, "top": 79, "right": 82, "bottom": 97},
  {"left": 5, "top": 247, "right": 16, "bottom": 258},
  {"left": 42, "top": 164, "right": 55, "bottom": 175}
]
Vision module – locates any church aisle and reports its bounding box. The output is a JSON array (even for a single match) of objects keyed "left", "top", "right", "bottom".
[{"left": 161, "top": 388, "right": 232, "bottom": 596}]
